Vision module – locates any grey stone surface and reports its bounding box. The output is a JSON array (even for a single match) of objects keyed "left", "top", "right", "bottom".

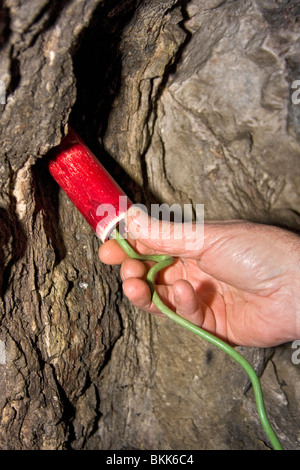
[{"left": 0, "top": 0, "right": 299, "bottom": 450}]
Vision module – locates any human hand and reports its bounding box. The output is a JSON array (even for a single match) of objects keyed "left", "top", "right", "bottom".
[{"left": 99, "top": 207, "right": 300, "bottom": 347}]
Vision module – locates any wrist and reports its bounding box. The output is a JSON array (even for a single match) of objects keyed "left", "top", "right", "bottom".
[
  {"left": 286, "top": 238, "right": 300, "bottom": 341},
  {"left": 293, "top": 269, "right": 300, "bottom": 340}
]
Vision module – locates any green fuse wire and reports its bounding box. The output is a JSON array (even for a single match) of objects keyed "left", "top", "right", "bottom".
[{"left": 113, "top": 228, "right": 283, "bottom": 451}]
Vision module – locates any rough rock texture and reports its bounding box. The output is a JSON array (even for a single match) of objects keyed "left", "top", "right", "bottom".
[
  {"left": 98, "top": 0, "right": 300, "bottom": 450},
  {"left": 0, "top": 0, "right": 300, "bottom": 450},
  {"left": 0, "top": 0, "right": 121, "bottom": 450}
]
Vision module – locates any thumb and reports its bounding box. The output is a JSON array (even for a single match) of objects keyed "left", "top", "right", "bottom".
[
  {"left": 126, "top": 204, "right": 204, "bottom": 258},
  {"left": 125, "top": 207, "right": 286, "bottom": 292}
]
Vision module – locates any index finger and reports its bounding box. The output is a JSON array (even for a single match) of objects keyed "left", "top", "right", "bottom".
[{"left": 99, "top": 239, "right": 128, "bottom": 265}]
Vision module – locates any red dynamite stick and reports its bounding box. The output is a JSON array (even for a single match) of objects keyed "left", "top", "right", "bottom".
[{"left": 48, "top": 127, "right": 132, "bottom": 242}]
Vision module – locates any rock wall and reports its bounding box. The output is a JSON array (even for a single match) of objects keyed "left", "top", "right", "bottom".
[{"left": 0, "top": 0, "right": 299, "bottom": 450}]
